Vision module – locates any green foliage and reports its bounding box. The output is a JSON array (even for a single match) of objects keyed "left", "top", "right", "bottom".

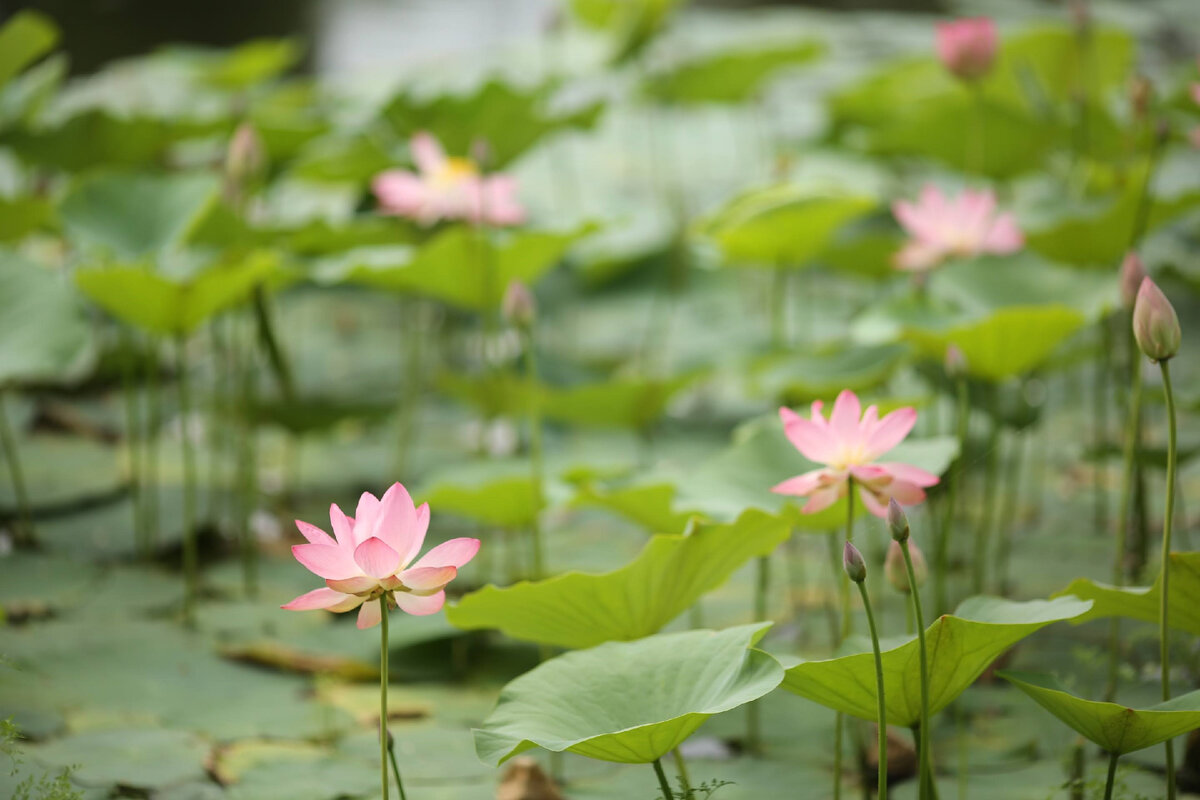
[
  {"left": 0, "top": 251, "right": 93, "bottom": 386},
  {"left": 779, "top": 596, "right": 1092, "bottom": 726},
  {"left": 0, "top": 11, "right": 59, "bottom": 88},
  {"left": 646, "top": 41, "right": 824, "bottom": 105},
  {"left": 3, "top": 717, "right": 83, "bottom": 800},
  {"left": 1053, "top": 552, "right": 1200, "bottom": 634},
  {"left": 999, "top": 671, "right": 1200, "bottom": 755},
  {"left": 473, "top": 623, "right": 782, "bottom": 765},
  {"left": 447, "top": 510, "right": 790, "bottom": 648},
  {"left": 698, "top": 184, "right": 876, "bottom": 268},
  {"left": 422, "top": 476, "right": 542, "bottom": 529},
  {"left": 569, "top": 0, "right": 688, "bottom": 64}
]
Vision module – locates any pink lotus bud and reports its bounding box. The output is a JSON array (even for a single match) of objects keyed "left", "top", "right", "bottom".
[
  {"left": 935, "top": 18, "right": 998, "bottom": 82},
  {"left": 502, "top": 280, "right": 536, "bottom": 328},
  {"left": 945, "top": 344, "right": 968, "bottom": 378},
  {"left": 1119, "top": 252, "right": 1147, "bottom": 310},
  {"left": 1133, "top": 277, "right": 1181, "bottom": 362},
  {"left": 885, "top": 540, "right": 928, "bottom": 594},
  {"left": 887, "top": 498, "right": 910, "bottom": 542},
  {"left": 843, "top": 541, "right": 867, "bottom": 584},
  {"left": 225, "top": 122, "right": 266, "bottom": 188}
]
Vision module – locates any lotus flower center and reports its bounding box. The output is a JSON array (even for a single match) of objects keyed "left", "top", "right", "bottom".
[{"left": 432, "top": 157, "right": 478, "bottom": 188}]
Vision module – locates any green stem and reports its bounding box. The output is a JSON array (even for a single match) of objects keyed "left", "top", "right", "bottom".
[
  {"left": 251, "top": 286, "right": 295, "bottom": 402},
  {"left": 770, "top": 265, "right": 787, "bottom": 348},
  {"left": 236, "top": 317, "right": 259, "bottom": 598},
  {"left": 833, "top": 710, "right": 844, "bottom": 800},
  {"left": 119, "top": 331, "right": 144, "bottom": 556},
  {"left": 386, "top": 739, "right": 408, "bottom": 800},
  {"left": 968, "top": 84, "right": 987, "bottom": 176},
  {"left": 903, "top": 540, "right": 932, "bottom": 799},
  {"left": 937, "top": 377, "right": 969, "bottom": 614},
  {"left": 857, "top": 580, "right": 887, "bottom": 800},
  {"left": 993, "top": 431, "right": 1026, "bottom": 595},
  {"left": 1093, "top": 315, "right": 1112, "bottom": 539},
  {"left": 144, "top": 340, "right": 162, "bottom": 552},
  {"left": 841, "top": 477, "right": 855, "bottom": 641},
  {"left": 971, "top": 410, "right": 1000, "bottom": 594},
  {"left": 522, "top": 326, "right": 546, "bottom": 579},
  {"left": 672, "top": 747, "right": 692, "bottom": 797},
  {"left": 746, "top": 553, "right": 770, "bottom": 754},
  {"left": 1128, "top": 130, "right": 1165, "bottom": 251},
  {"left": 1103, "top": 751, "right": 1119, "bottom": 800},
  {"left": 652, "top": 757, "right": 674, "bottom": 800},
  {"left": 0, "top": 391, "right": 33, "bottom": 547},
  {"left": 1106, "top": 346, "right": 1142, "bottom": 701},
  {"left": 394, "top": 299, "right": 425, "bottom": 480},
  {"left": 177, "top": 337, "right": 198, "bottom": 627},
  {"left": 1159, "top": 359, "right": 1178, "bottom": 800},
  {"left": 380, "top": 598, "right": 391, "bottom": 800}
]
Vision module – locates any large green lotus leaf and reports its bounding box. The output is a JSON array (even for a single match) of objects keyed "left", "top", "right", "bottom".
[
  {"left": 324, "top": 225, "right": 585, "bottom": 309},
  {"left": 570, "top": 0, "right": 687, "bottom": 64},
  {"left": 474, "top": 623, "right": 781, "bottom": 765},
  {"left": 928, "top": 254, "right": 1118, "bottom": 321},
  {"left": 60, "top": 171, "right": 220, "bottom": 258},
  {"left": 998, "top": 670, "right": 1200, "bottom": 755},
  {"left": 422, "top": 476, "right": 542, "bottom": 529},
  {"left": 902, "top": 305, "right": 1086, "bottom": 382},
  {"left": 570, "top": 482, "right": 695, "bottom": 534},
  {"left": 698, "top": 184, "right": 876, "bottom": 267},
  {"left": 751, "top": 343, "right": 910, "bottom": 403},
  {"left": 663, "top": 413, "right": 957, "bottom": 531},
  {"left": 1025, "top": 180, "right": 1200, "bottom": 267},
  {"left": 0, "top": 11, "right": 58, "bottom": 87},
  {"left": 646, "top": 40, "right": 824, "bottom": 105},
  {"left": 540, "top": 370, "right": 705, "bottom": 430},
  {"left": 288, "top": 132, "right": 395, "bottom": 183},
  {"left": 380, "top": 79, "right": 603, "bottom": 168},
  {"left": 1052, "top": 552, "right": 1200, "bottom": 634},
  {"left": 447, "top": 510, "right": 790, "bottom": 648},
  {"left": 866, "top": 94, "right": 1058, "bottom": 179},
  {"left": 74, "top": 251, "right": 279, "bottom": 336},
  {"left": 0, "top": 251, "right": 93, "bottom": 385},
  {"left": 196, "top": 37, "right": 303, "bottom": 89},
  {"left": 29, "top": 728, "right": 209, "bottom": 790},
  {"left": 830, "top": 57, "right": 955, "bottom": 129},
  {"left": 0, "top": 196, "right": 53, "bottom": 241},
  {"left": 780, "top": 596, "right": 1092, "bottom": 726}
]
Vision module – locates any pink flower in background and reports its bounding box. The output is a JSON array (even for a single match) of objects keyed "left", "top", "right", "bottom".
[
  {"left": 773, "top": 390, "right": 939, "bottom": 518},
  {"left": 892, "top": 185, "right": 1023, "bottom": 272},
  {"left": 282, "top": 482, "right": 479, "bottom": 628},
  {"left": 936, "top": 17, "right": 998, "bottom": 81},
  {"left": 372, "top": 132, "right": 526, "bottom": 227}
]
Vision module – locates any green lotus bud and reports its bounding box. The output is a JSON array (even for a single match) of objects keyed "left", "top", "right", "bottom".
[
  {"left": 887, "top": 498, "right": 910, "bottom": 542},
  {"left": 843, "top": 541, "right": 867, "bottom": 584},
  {"left": 1132, "top": 277, "right": 1180, "bottom": 362}
]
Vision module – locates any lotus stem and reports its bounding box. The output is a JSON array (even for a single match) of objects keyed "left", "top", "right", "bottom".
[
  {"left": 857, "top": 579, "right": 887, "bottom": 799},
  {"left": 1093, "top": 315, "right": 1112, "bottom": 538},
  {"left": 235, "top": 317, "right": 259, "bottom": 598},
  {"left": 672, "top": 747, "right": 692, "bottom": 796},
  {"left": 747, "top": 553, "right": 770, "bottom": 754},
  {"left": 1106, "top": 346, "right": 1142, "bottom": 701},
  {"left": 521, "top": 325, "right": 546, "bottom": 580},
  {"left": 380, "top": 598, "right": 392, "bottom": 800},
  {"left": 1103, "top": 750, "right": 1119, "bottom": 800},
  {"left": 652, "top": 757, "right": 674, "bottom": 799},
  {"left": 394, "top": 299, "right": 425, "bottom": 481},
  {"left": 0, "top": 391, "right": 33, "bottom": 547},
  {"left": 1158, "top": 358, "right": 1178, "bottom": 800},
  {"left": 144, "top": 339, "right": 162, "bottom": 551},
  {"left": 902, "top": 539, "right": 932, "bottom": 799},
  {"left": 176, "top": 336, "right": 198, "bottom": 627},
  {"left": 770, "top": 265, "right": 787, "bottom": 348},
  {"left": 386, "top": 735, "right": 408, "bottom": 800},
  {"left": 968, "top": 84, "right": 986, "bottom": 175},
  {"left": 251, "top": 286, "right": 296, "bottom": 403},
  {"left": 993, "top": 430, "right": 1027, "bottom": 595},
  {"left": 936, "top": 376, "right": 969, "bottom": 614},
  {"left": 971, "top": 407, "right": 1000, "bottom": 594},
  {"left": 119, "top": 331, "right": 144, "bottom": 556},
  {"left": 207, "top": 318, "right": 228, "bottom": 529},
  {"left": 842, "top": 478, "right": 855, "bottom": 641},
  {"left": 833, "top": 711, "right": 844, "bottom": 800}
]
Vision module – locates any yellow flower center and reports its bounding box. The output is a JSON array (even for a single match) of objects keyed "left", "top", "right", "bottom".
[{"left": 431, "top": 157, "right": 478, "bottom": 188}]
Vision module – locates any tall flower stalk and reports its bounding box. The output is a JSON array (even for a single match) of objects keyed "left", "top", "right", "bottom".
[
  {"left": 504, "top": 281, "right": 545, "bottom": 579},
  {"left": 176, "top": 336, "right": 199, "bottom": 626},
  {"left": 0, "top": 392, "right": 33, "bottom": 547},
  {"left": 1132, "top": 276, "right": 1181, "bottom": 799},
  {"left": 845, "top": 542, "right": 887, "bottom": 800},
  {"left": 890, "top": 500, "right": 933, "bottom": 798},
  {"left": 379, "top": 598, "right": 393, "bottom": 800}
]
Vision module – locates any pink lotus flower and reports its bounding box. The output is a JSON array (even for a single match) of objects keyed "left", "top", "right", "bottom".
[
  {"left": 372, "top": 132, "right": 526, "bottom": 227},
  {"left": 772, "top": 390, "right": 939, "bottom": 518},
  {"left": 282, "top": 483, "right": 479, "bottom": 629},
  {"left": 892, "top": 185, "right": 1023, "bottom": 272},
  {"left": 936, "top": 18, "right": 998, "bottom": 82}
]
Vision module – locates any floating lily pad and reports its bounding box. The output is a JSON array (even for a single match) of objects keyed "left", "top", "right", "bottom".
[
  {"left": 998, "top": 670, "right": 1200, "bottom": 755},
  {"left": 1052, "top": 552, "right": 1200, "bottom": 635},
  {"left": 447, "top": 510, "right": 790, "bottom": 648},
  {"left": 421, "top": 476, "right": 541, "bottom": 529},
  {"left": 779, "top": 596, "right": 1092, "bottom": 726},
  {"left": 29, "top": 727, "right": 209, "bottom": 790},
  {"left": 474, "top": 623, "right": 782, "bottom": 765}
]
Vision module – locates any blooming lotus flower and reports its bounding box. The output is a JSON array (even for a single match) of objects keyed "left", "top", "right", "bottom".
[
  {"left": 282, "top": 483, "right": 479, "bottom": 628},
  {"left": 892, "top": 185, "right": 1023, "bottom": 272},
  {"left": 372, "top": 132, "right": 525, "bottom": 227},
  {"left": 936, "top": 18, "right": 998, "bottom": 82},
  {"left": 773, "top": 390, "right": 939, "bottom": 518}
]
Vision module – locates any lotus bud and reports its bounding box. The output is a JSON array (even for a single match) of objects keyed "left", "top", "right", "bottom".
[
  {"left": 1132, "top": 277, "right": 1181, "bottom": 362},
  {"left": 935, "top": 18, "right": 998, "bottom": 82},
  {"left": 885, "top": 540, "right": 928, "bottom": 594},
  {"left": 843, "top": 541, "right": 867, "bottom": 584},
  {"left": 502, "top": 280, "right": 536, "bottom": 328},
  {"left": 225, "top": 122, "right": 266, "bottom": 189},
  {"left": 887, "top": 498, "right": 910, "bottom": 542},
  {"left": 1119, "top": 252, "right": 1147, "bottom": 310},
  {"left": 1128, "top": 75, "right": 1153, "bottom": 121},
  {"left": 945, "top": 344, "right": 967, "bottom": 379},
  {"left": 470, "top": 137, "right": 493, "bottom": 171}
]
